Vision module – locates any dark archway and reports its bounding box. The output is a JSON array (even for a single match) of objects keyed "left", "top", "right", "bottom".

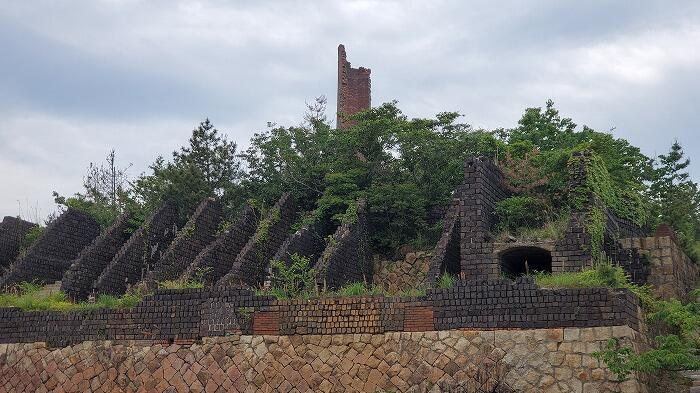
[{"left": 499, "top": 246, "right": 552, "bottom": 277}]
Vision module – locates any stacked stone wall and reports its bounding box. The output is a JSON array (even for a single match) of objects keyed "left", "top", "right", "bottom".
[
  {"left": 180, "top": 205, "right": 258, "bottom": 285},
  {"left": 314, "top": 199, "right": 373, "bottom": 289},
  {"left": 60, "top": 213, "right": 133, "bottom": 300},
  {"left": 0, "top": 325, "right": 646, "bottom": 393},
  {"left": 218, "top": 193, "right": 296, "bottom": 287},
  {"left": 93, "top": 202, "right": 177, "bottom": 295},
  {"left": 373, "top": 251, "right": 432, "bottom": 291},
  {"left": 148, "top": 198, "right": 222, "bottom": 282},
  {"left": 0, "top": 209, "right": 100, "bottom": 288},
  {"left": 0, "top": 217, "right": 36, "bottom": 270},
  {"left": 620, "top": 235, "right": 700, "bottom": 300}
]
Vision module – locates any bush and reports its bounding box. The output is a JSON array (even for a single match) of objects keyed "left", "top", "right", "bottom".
[
  {"left": 495, "top": 196, "right": 548, "bottom": 231},
  {"left": 19, "top": 226, "right": 44, "bottom": 254},
  {"left": 268, "top": 254, "right": 316, "bottom": 299}
]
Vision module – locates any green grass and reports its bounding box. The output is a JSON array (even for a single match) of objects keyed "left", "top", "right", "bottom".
[
  {"left": 436, "top": 272, "right": 456, "bottom": 289},
  {"left": 495, "top": 212, "right": 570, "bottom": 243},
  {"left": 0, "top": 282, "right": 147, "bottom": 312},
  {"left": 258, "top": 281, "right": 428, "bottom": 300},
  {"left": 158, "top": 279, "right": 204, "bottom": 290},
  {"left": 533, "top": 261, "right": 655, "bottom": 308}
]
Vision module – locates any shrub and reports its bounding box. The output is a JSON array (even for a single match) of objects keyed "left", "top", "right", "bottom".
[
  {"left": 268, "top": 254, "right": 316, "bottom": 299},
  {"left": 19, "top": 226, "right": 44, "bottom": 254},
  {"left": 495, "top": 196, "right": 548, "bottom": 231}
]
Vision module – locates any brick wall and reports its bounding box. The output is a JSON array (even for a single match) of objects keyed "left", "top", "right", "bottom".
[
  {"left": 426, "top": 199, "right": 460, "bottom": 284},
  {"left": 60, "top": 213, "right": 133, "bottom": 300},
  {"left": 93, "top": 202, "right": 177, "bottom": 295},
  {"left": 180, "top": 205, "right": 258, "bottom": 285},
  {"left": 0, "top": 277, "right": 642, "bottom": 347},
  {"left": 218, "top": 193, "right": 296, "bottom": 287},
  {"left": 0, "top": 216, "right": 36, "bottom": 270},
  {"left": 458, "top": 157, "right": 510, "bottom": 279},
  {"left": 148, "top": 198, "right": 222, "bottom": 282},
  {"left": 0, "top": 209, "right": 100, "bottom": 288},
  {"left": 314, "top": 199, "right": 373, "bottom": 289},
  {"left": 337, "top": 44, "right": 371, "bottom": 129},
  {"left": 432, "top": 277, "right": 640, "bottom": 331}
]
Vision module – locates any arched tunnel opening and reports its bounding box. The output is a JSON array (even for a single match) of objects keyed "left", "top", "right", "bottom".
[{"left": 499, "top": 246, "right": 552, "bottom": 277}]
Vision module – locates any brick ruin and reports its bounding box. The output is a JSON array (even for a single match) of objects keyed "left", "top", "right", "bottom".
[
  {"left": 0, "top": 154, "right": 698, "bottom": 392},
  {"left": 0, "top": 216, "right": 36, "bottom": 270},
  {"left": 337, "top": 44, "right": 371, "bottom": 129},
  {"left": 0, "top": 209, "right": 100, "bottom": 288}
]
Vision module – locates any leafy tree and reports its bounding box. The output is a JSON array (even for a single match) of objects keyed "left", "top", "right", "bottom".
[
  {"left": 650, "top": 141, "right": 700, "bottom": 258},
  {"left": 131, "top": 119, "right": 242, "bottom": 223},
  {"left": 240, "top": 97, "right": 333, "bottom": 212}
]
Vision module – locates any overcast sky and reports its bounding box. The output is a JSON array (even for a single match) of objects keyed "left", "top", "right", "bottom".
[{"left": 1, "top": 0, "right": 699, "bottom": 222}]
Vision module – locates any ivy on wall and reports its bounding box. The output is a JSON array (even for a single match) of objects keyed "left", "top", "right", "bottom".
[{"left": 567, "top": 151, "right": 651, "bottom": 227}]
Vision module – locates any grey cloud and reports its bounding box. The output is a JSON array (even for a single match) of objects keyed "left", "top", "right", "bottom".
[{"left": 0, "top": 0, "right": 699, "bottom": 220}]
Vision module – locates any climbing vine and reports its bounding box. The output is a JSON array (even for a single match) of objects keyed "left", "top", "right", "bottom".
[
  {"left": 586, "top": 206, "right": 606, "bottom": 262},
  {"left": 254, "top": 207, "right": 281, "bottom": 244},
  {"left": 568, "top": 151, "right": 650, "bottom": 227}
]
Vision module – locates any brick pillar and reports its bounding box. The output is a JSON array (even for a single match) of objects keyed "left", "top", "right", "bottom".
[{"left": 337, "top": 44, "right": 371, "bottom": 129}]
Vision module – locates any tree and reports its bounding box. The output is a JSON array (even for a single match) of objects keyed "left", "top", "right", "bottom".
[
  {"left": 53, "top": 150, "right": 133, "bottom": 228},
  {"left": 651, "top": 141, "right": 700, "bottom": 258},
  {"left": 131, "top": 119, "right": 242, "bottom": 223}
]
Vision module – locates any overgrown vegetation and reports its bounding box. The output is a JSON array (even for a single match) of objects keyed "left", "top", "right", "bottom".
[
  {"left": 437, "top": 272, "right": 456, "bottom": 289},
  {"left": 18, "top": 226, "right": 45, "bottom": 255},
  {"left": 536, "top": 264, "right": 700, "bottom": 378},
  {"left": 268, "top": 254, "right": 317, "bottom": 299},
  {"left": 0, "top": 282, "right": 144, "bottom": 312},
  {"left": 261, "top": 257, "right": 427, "bottom": 300}
]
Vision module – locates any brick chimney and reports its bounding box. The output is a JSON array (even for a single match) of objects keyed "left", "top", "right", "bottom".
[{"left": 337, "top": 44, "right": 371, "bottom": 129}]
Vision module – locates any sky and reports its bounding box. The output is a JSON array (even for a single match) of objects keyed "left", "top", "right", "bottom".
[{"left": 1, "top": 0, "right": 699, "bottom": 222}]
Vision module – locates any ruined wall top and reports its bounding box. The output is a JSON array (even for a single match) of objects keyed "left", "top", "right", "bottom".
[{"left": 337, "top": 44, "right": 371, "bottom": 129}]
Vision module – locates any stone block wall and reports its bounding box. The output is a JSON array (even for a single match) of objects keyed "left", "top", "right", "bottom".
[
  {"left": 218, "top": 193, "right": 296, "bottom": 288},
  {"left": 0, "top": 209, "right": 100, "bottom": 288},
  {"left": 0, "top": 217, "right": 36, "bottom": 270},
  {"left": 373, "top": 251, "right": 432, "bottom": 291},
  {"left": 0, "top": 325, "right": 646, "bottom": 393},
  {"left": 60, "top": 213, "right": 133, "bottom": 300},
  {"left": 620, "top": 235, "right": 700, "bottom": 300},
  {"left": 93, "top": 202, "right": 177, "bottom": 295},
  {"left": 457, "top": 157, "right": 509, "bottom": 280},
  {"left": 314, "top": 199, "right": 373, "bottom": 290},
  {"left": 180, "top": 205, "right": 258, "bottom": 285},
  {"left": 148, "top": 198, "right": 222, "bottom": 282}
]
